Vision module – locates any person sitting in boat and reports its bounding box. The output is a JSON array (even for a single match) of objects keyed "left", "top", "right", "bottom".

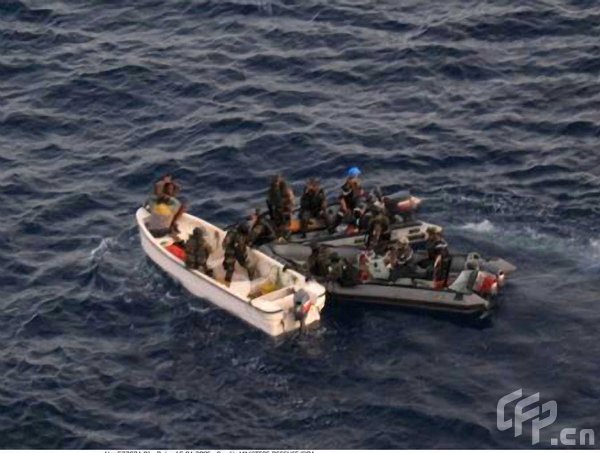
[
  {"left": 340, "top": 206, "right": 365, "bottom": 235},
  {"left": 145, "top": 194, "right": 183, "bottom": 238},
  {"left": 222, "top": 223, "right": 254, "bottom": 285},
  {"left": 340, "top": 167, "right": 364, "bottom": 213},
  {"left": 185, "top": 227, "right": 213, "bottom": 277},
  {"left": 299, "top": 178, "right": 332, "bottom": 237},
  {"left": 366, "top": 205, "right": 391, "bottom": 253},
  {"left": 367, "top": 187, "right": 385, "bottom": 211},
  {"left": 266, "top": 175, "right": 295, "bottom": 238},
  {"left": 326, "top": 252, "right": 359, "bottom": 286},
  {"left": 360, "top": 188, "right": 387, "bottom": 230},
  {"left": 307, "top": 241, "right": 331, "bottom": 277},
  {"left": 334, "top": 166, "right": 365, "bottom": 230},
  {"left": 385, "top": 237, "right": 423, "bottom": 281},
  {"left": 248, "top": 208, "right": 276, "bottom": 246}
]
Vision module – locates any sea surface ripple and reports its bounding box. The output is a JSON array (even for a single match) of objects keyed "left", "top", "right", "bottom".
[{"left": 1, "top": 0, "right": 599, "bottom": 448}]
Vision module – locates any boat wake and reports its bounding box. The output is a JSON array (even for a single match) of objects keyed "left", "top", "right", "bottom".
[
  {"left": 458, "top": 219, "right": 496, "bottom": 233},
  {"left": 454, "top": 219, "right": 599, "bottom": 273},
  {"left": 589, "top": 239, "right": 600, "bottom": 264}
]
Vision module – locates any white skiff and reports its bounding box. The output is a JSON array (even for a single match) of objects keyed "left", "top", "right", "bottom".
[{"left": 136, "top": 207, "right": 326, "bottom": 336}]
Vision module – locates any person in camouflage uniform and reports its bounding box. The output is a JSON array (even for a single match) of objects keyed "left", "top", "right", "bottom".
[
  {"left": 326, "top": 252, "right": 359, "bottom": 286},
  {"left": 307, "top": 241, "right": 331, "bottom": 277},
  {"left": 248, "top": 208, "right": 276, "bottom": 246},
  {"left": 266, "top": 175, "right": 295, "bottom": 238},
  {"left": 222, "top": 223, "right": 254, "bottom": 285},
  {"left": 366, "top": 206, "right": 391, "bottom": 253},
  {"left": 299, "top": 178, "right": 332, "bottom": 237},
  {"left": 184, "top": 227, "right": 213, "bottom": 277}
]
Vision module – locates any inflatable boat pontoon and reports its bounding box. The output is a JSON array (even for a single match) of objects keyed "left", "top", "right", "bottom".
[{"left": 261, "top": 242, "right": 516, "bottom": 318}]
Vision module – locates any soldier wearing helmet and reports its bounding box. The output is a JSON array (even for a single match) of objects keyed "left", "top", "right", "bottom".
[
  {"left": 299, "top": 178, "right": 332, "bottom": 237},
  {"left": 366, "top": 204, "right": 391, "bottom": 252},
  {"left": 222, "top": 223, "right": 254, "bottom": 285},
  {"left": 185, "top": 227, "right": 213, "bottom": 276},
  {"left": 307, "top": 241, "right": 331, "bottom": 277}
]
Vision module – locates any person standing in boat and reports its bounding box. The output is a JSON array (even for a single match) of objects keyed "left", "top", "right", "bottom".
[
  {"left": 425, "top": 225, "right": 451, "bottom": 284},
  {"left": 222, "top": 223, "right": 254, "bottom": 285},
  {"left": 426, "top": 226, "right": 449, "bottom": 262},
  {"left": 154, "top": 174, "right": 181, "bottom": 198},
  {"left": 185, "top": 227, "right": 213, "bottom": 277},
  {"left": 266, "top": 175, "right": 295, "bottom": 237},
  {"left": 247, "top": 208, "right": 276, "bottom": 246},
  {"left": 299, "top": 178, "right": 332, "bottom": 237},
  {"left": 145, "top": 193, "right": 183, "bottom": 237},
  {"left": 149, "top": 174, "right": 186, "bottom": 234},
  {"left": 386, "top": 237, "right": 421, "bottom": 281}
]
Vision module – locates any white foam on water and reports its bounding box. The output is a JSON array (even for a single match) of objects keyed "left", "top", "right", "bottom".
[
  {"left": 454, "top": 219, "right": 599, "bottom": 273},
  {"left": 522, "top": 226, "right": 550, "bottom": 241},
  {"left": 188, "top": 305, "right": 214, "bottom": 315},
  {"left": 459, "top": 219, "right": 496, "bottom": 233},
  {"left": 90, "top": 237, "right": 115, "bottom": 260},
  {"left": 589, "top": 239, "right": 600, "bottom": 260}
]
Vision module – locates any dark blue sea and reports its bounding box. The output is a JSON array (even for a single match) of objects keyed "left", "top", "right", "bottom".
[{"left": 1, "top": 0, "right": 599, "bottom": 449}]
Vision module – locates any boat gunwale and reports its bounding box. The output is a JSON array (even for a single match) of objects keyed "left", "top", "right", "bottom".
[
  {"left": 328, "top": 280, "right": 490, "bottom": 304},
  {"left": 136, "top": 206, "right": 301, "bottom": 315},
  {"left": 328, "top": 291, "right": 490, "bottom": 316},
  {"left": 288, "top": 220, "right": 430, "bottom": 244}
]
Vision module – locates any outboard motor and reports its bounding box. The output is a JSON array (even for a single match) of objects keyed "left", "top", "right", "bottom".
[
  {"left": 472, "top": 272, "right": 499, "bottom": 297},
  {"left": 450, "top": 261, "right": 499, "bottom": 298},
  {"left": 293, "top": 289, "right": 312, "bottom": 323},
  {"left": 383, "top": 191, "right": 422, "bottom": 223}
]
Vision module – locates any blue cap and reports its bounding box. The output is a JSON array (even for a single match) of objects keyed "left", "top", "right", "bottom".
[{"left": 347, "top": 166, "right": 361, "bottom": 178}]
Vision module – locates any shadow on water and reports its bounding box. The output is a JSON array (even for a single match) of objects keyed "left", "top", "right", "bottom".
[{"left": 324, "top": 298, "right": 494, "bottom": 330}]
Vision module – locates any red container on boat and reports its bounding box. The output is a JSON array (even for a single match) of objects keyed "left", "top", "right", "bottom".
[{"left": 166, "top": 244, "right": 186, "bottom": 261}]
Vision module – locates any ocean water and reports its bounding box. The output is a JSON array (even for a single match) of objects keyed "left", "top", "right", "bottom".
[{"left": 1, "top": 0, "right": 599, "bottom": 448}]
